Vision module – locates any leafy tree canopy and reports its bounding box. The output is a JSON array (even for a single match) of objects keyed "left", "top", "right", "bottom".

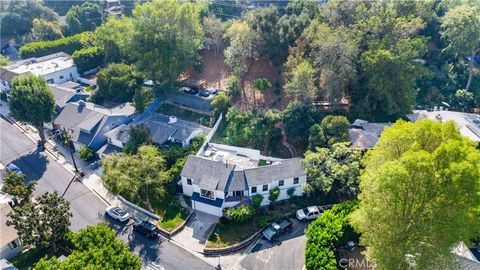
[
  {"left": 350, "top": 119, "right": 480, "bottom": 269},
  {"left": 92, "top": 63, "right": 141, "bottom": 104},
  {"left": 1, "top": 172, "right": 36, "bottom": 204},
  {"left": 66, "top": 2, "right": 104, "bottom": 35}
]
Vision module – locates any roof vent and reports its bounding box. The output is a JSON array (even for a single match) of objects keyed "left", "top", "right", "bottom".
[{"left": 169, "top": 116, "right": 177, "bottom": 124}]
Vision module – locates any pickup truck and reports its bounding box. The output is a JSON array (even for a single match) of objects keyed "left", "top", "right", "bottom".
[
  {"left": 296, "top": 206, "right": 325, "bottom": 221},
  {"left": 262, "top": 217, "right": 293, "bottom": 241}
]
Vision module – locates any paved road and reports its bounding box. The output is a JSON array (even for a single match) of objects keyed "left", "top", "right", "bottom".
[
  {"left": 0, "top": 118, "right": 212, "bottom": 270},
  {"left": 241, "top": 218, "right": 308, "bottom": 270},
  {"left": 0, "top": 117, "right": 106, "bottom": 231}
]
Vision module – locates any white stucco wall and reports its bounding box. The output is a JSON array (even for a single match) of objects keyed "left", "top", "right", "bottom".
[
  {"left": 43, "top": 66, "right": 79, "bottom": 85},
  {"left": 249, "top": 175, "right": 306, "bottom": 206},
  {"left": 0, "top": 238, "right": 23, "bottom": 260},
  {"left": 181, "top": 176, "right": 194, "bottom": 196}
]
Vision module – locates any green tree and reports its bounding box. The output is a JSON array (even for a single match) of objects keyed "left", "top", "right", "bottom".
[
  {"left": 252, "top": 77, "right": 271, "bottom": 109},
  {"left": 31, "top": 18, "right": 63, "bottom": 41},
  {"left": 72, "top": 47, "right": 104, "bottom": 74},
  {"left": 66, "top": 2, "right": 103, "bottom": 35},
  {"left": 9, "top": 75, "right": 55, "bottom": 143},
  {"left": 287, "top": 188, "right": 295, "bottom": 199},
  {"left": 350, "top": 119, "right": 480, "bottom": 270},
  {"left": 302, "top": 142, "right": 361, "bottom": 199},
  {"left": 34, "top": 222, "right": 141, "bottom": 269},
  {"left": 268, "top": 187, "right": 280, "bottom": 204},
  {"left": 307, "top": 124, "right": 326, "bottom": 150},
  {"left": 225, "top": 205, "right": 254, "bottom": 223},
  {"left": 103, "top": 145, "right": 168, "bottom": 211},
  {"left": 251, "top": 193, "right": 264, "bottom": 209},
  {"left": 226, "top": 75, "right": 242, "bottom": 97},
  {"left": 441, "top": 5, "right": 480, "bottom": 92},
  {"left": 320, "top": 115, "right": 350, "bottom": 146},
  {"left": 305, "top": 200, "right": 358, "bottom": 270},
  {"left": 224, "top": 21, "right": 259, "bottom": 98},
  {"left": 455, "top": 89, "right": 476, "bottom": 111},
  {"left": 123, "top": 125, "right": 152, "bottom": 154},
  {"left": 130, "top": 0, "right": 203, "bottom": 88},
  {"left": 281, "top": 103, "right": 319, "bottom": 140},
  {"left": 78, "top": 146, "right": 95, "bottom": 162},
  {"left": 0, "top": 0, "right": 57, "bottom": 38},
  {"left": 0, "top": 55, "right": 11, "bottom": 67},
  {"left": 284, "top": 60, "right": 317, "bottom": 103},
  {"left": 211, "top": 91, "right": 231, "bottom": 117},
  {"left": 95, "top": 17, "right": 134, "bottom": 64},
  {"left": 202, "top": 14, "right": 226, "bottom": 56},
  {"left": 132, "top": 87, "right": 153, "bottom": 114},
  {"left": 1, "top": 172, "right": 36, "bottom": 204},
  {"left": 7, "top": 191, "right": 71, "bottom": 252},
  {"left": 93, "top": 63, "right": 140, "bottom": 104}
]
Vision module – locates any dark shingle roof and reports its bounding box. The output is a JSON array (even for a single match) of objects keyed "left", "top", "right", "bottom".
[
  {"left": 226, "top": 171, "right": 247, "bottom": 192},
  {"left": 349, "top": 120, "right": 392, "bottom": 149},
  {"left": 181, "top": 156, "right": 234, "bottom": 190},
  {"left": 244, "top": 158, "right": 305, "bottom": 187}
]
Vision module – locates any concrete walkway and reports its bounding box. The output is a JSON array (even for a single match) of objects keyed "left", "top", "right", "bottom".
[{"left": 172, "top": 211, "right": 219, "bottom": 252}]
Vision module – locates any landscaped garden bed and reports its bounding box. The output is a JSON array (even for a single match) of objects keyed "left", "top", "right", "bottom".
[
  {"left": 157, "top": 199, "right": 190, "bottom": 232},
  {"left": 206, "top": 195, "right": 319, "bottom": 248}
]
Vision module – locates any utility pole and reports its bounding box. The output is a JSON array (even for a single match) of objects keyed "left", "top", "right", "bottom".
[{"left": 63, "top": 127, "right": 79, "bottom": 173}]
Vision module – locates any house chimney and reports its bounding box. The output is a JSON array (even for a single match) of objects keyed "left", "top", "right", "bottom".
[{"left": 169, "top": 116, "right": 177, "bottom": 124}]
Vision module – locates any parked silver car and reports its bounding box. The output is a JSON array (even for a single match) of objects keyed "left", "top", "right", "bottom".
[{"left": 105, "top": 206, "right": 130, "bottom": 222}]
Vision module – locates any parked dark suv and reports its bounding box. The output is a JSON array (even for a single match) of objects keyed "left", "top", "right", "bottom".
[{"left": 133, "top": 220, "right": 160, "bottom": 239}]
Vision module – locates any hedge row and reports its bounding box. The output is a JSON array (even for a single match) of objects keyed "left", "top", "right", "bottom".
[
  {"left": 73, "top": 47, "right": 104, "bottom": 74},
  {"left": 305, "top": 201, "right": 359, "bottom": 270},
  {"left": 19, "top": 32, "right": 92, "bottom": 59}
]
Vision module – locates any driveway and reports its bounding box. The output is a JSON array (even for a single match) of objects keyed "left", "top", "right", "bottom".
[
  {"left": 241, "top": 218, "right": 309, "bottom": 270},
  {"left": 171, "top": 211, "right": 218, "bottom": 252}
]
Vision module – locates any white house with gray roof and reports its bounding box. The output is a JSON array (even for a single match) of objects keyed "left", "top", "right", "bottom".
[
  {"left": 53, "top": 101, "right": 136, "bottom": 151},
  {"left": 180, "top": 144, "right": 306, "bottom": 217}
]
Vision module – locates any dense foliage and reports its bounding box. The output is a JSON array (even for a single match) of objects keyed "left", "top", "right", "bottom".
[
  {"left": 94, "top": 17, "right": 134, "bottom": 64},
  {"left": 34, "top": 223, "right": 141, "bottom": 269},
  {"left": 31, "top": 18, "right": 63, "bottom": 41},
  {"left": 7, "top": 192, "right": 72, "bottom": 252},
  {"left": 19, "top": 32, "right": 92, "bottom": 58},
  {"left": 65, "top": 2, "right": 104, "bottom": 35},
  {"left": 92, "top": 63, "right": 141, "bottom": 104},
  {"left": 225, "top": 205, "right": 254, "bottom": 223},
  {"left": 1, "top": 172, "right": 36, "bottom": 205},
  {"left": 123, "top": 125, "right": 152, "bottom": 154},
  {"left": 78, "top": 146, "right": 95, "bottom": 162},
  {"left": 72, "top": 47, "right": 104, "bottom": 74},
  {"left": 305, "top": 200, "right": 359, "bottom": 270},
  {"left": 351, "top": 119, "right": 480, "bottom": 269},
  {"left": 9, "top": 75, "right": 55, "bottom": 142},
  {"left": 302, "top": 142, "right": 362, "bottom": 200}
]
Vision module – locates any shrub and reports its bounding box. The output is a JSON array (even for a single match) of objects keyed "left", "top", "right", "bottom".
[
  {"left": 287, "top": 188, "right": 296, "bottom": 199},
  {"left": 72, "top": 47, "right": 104, "bottom": 74},
  {"left": 78, "top": 146, "right": 95, "bottom": 162},
  {"left": 251, "top": 194, "right": 264, "bottom": 209},
  {"left": 305, "top": 201, "right": 358, "bottom": 270},
  {"left": 226, "top": 75, "right": 241, "bottom": 97},
  {"left": 256, "top": 216, "right": 268, "bottom": 228},
  {"left": 225, "top": 204, "right": 254, "bottom": 223},
  {"left": 268, "top": 187, "right": 280, "bottom": 203},
  {"left": 19, "top": 32, "right": 92, "bottom": 58}
]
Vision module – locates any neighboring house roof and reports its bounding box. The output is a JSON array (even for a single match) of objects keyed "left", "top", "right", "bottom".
[
  {"left": 1, "top": 52, "right": 75, "bottom": 79},
  {"left": 349, "top": 119, "right": 393, "bottom": 149},
  {"left": 182, "top": 156, "right": 305, "bottom": 192},
  {"left": 0, "top": 204, "right": 19, "bottom": 248},
  {"left": 49, "top": 84, "right": 89, "bottom": 110},
  {"left": 107, "top": 113, "right": 211, "bottom": 146},
  {"left": 54, "top": 101, "right": 135, "bottom": 147},
  {"left": 406, "top": 110, "right": 480, "bottom": 142},
  {"left": 0, "top": 68, "right": 30, "bottom": 82},
  {"left": 0, "top": 259, "right": 18, "bottom": 270},
  {"left": 182, "top": 156, "right": 234, "bottom": 191},
  {"left": 243, "top": 158, "right": 304, "bottom": 187},
  {"left": 97, "top": 143, "right": 123, "bottom": 157}
]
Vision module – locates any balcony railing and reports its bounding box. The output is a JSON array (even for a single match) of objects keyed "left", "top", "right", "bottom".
[{"left": 225, "top": 196, "right": 250, "bottom": 203}]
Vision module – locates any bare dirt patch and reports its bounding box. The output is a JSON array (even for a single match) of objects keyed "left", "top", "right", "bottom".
[{"left": 182, "top": 50, "right": 291, "bottom": 112}]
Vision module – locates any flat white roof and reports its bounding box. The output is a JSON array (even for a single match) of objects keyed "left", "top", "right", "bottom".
[
  {"left": 409, "top": 110, "right": 480, "bottom": 142},
  {"left": 5, "top": 52, "right": 75, "bottom": 77}
]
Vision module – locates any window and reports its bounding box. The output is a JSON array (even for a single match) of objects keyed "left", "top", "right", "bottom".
[
  {"left": 8, "top": 240, "right": 18, "bottom": 250},
  {"left": 46, "top": 79, "right": 54, "bottom": 84},
  {"left": 279, "top": 180, "right": 284, "bottom": 186},
  {"left": 59, "top": 75, "right": 64, "bottom": 80},
  {"left": 251, "top": 186, "right": 257, "bottom": 193},
  {"left": 293, "top": 177, "right": 299, "bottom": 184},
  {"left": 186, "top": 178, "right": 192, "bottom": 185},
  {"left": 200, "top": 189, "right": 214, "bottom": 199},
  {"left": 262, "top": 184, "right": 268, "bottom": 192}
]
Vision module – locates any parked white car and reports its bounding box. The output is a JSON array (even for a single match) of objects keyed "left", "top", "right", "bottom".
[
  {"left": 105, "top": 206, "right": 130, "bottom": 222},
  {"left": 296, "top": 206, "right": 324, "bottom": 221},
  {"left": 6, "top": 163, "right": 22, "bottom": 175}
]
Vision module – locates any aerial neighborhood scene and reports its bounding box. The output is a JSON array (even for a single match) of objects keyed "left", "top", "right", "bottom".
[{"left": 0, "top": 0, "right": 480, "bottom": 269}]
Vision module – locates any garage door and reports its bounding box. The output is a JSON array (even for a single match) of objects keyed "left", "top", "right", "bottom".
[{"left": 193, "top": 200, "right": 223, "bottom": 217}]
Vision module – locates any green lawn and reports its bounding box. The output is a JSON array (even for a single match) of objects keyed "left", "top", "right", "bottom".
[
  {"left": 206, "top": 218, "right": 262, "bottom": 248},
  {"left": 10, "top": 247, "right": 66, "bottom": 270},
  {"left": 156, "top": 103, "right": 213, "bottom": 127},
  {"left": 157, "top": 200, "right": 189, "bottom": 232}
]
